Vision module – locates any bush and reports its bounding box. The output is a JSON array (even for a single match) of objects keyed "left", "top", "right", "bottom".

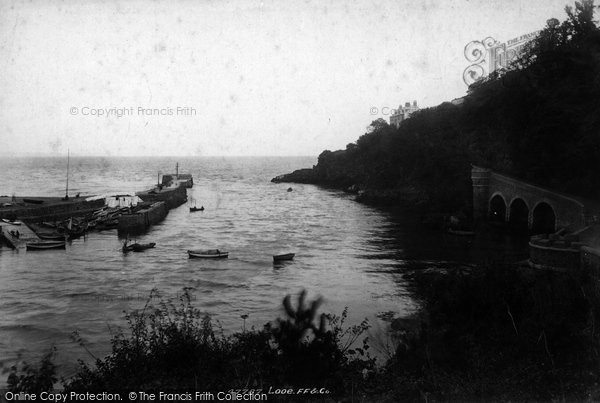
[
  {"left": 383, "top": 262, "right": 599, "bottom": 401},
  {"left": 7, "top": 347, "right": 57, "bottom": 393},
  {"left": 7, "top": 289, "right": 375, "bottom": 397}
]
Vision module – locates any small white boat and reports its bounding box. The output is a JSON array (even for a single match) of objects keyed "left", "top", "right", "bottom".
[
  {"left": 1, "top": 219, "right": 22, "bottom": 225},
  {"left": 188, "top": 249, "right": 229, "bottom": 259},
  {"left": 26, "top": 240, "right": 66, "bottom": 250},
  {"left": 273, "top": 253, "right": 295, "bottom": 262}
]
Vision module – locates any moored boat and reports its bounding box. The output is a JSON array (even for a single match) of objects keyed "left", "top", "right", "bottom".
[
  {"left": 38, "top": 233, "right": 66, "bottom": 241},
  {"left": 132, "top": 242, "right": 156, "bottom": 252},
  {"left": 122, "top": 241, "right": 156, "bottom": 253},
  {"left": 190, "top": 206, "right": 204, "bottom": 212},
  {"left": 273, "top": 253, "right": 295, "bottom": 262},
  {"left": 188, "top": 249, "right": 229, "bottom": 259},
  {"left": 26, "top": 240, "right": 66, "bottom": 250},
  {"left": 1, "top": 219, "right": 22, "bottom": 225}
]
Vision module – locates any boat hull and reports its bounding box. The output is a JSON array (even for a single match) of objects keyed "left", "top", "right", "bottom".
[
  {"left": 188, "top": 250, "right": 229, "bottom": 259},
  {"left": 38, "top": 233, "right": 65, "bottom": 241},
  {"left": 123, "top": 242, "right": 156, "bottom": 253},
  {"left": 133, "top": 243, "right": 156, "bottom": 252},
  {"left": 273, "top": 253, "right": 295, "bottom": 261},
  {"left": 26, "top": 241, "right": 66, "bottom": 250}
]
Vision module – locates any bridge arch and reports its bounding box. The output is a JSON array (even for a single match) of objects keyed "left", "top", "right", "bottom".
[
  {"left": 488, "top": 193, "right": 507, "bottom": 222},
  {"left": 532, "top": 201, "right": 556, "bottom": 234},
  {"left": 508, "top": 197, "right": 529, "bottom": 231},
  {"left": 472, "top": 166, "right": 590, "bottom": 230}
]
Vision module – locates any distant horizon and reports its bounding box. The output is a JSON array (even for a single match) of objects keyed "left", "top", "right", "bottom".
[{"left": 0, "top": 153, "right": 318, "bottom": 158}]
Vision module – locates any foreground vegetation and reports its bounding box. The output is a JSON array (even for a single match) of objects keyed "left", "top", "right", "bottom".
[{"left": 8, "top": 259, "right": 600, "bottom": 401}]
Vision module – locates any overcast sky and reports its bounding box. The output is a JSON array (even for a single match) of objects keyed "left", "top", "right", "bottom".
[{"left": 0, "top": 0, "right": 572, "bottom": 157}]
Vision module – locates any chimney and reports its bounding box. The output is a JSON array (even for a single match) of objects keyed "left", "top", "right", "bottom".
[{"left": 413, "top": 100, "right": 417, "bottom": 107}]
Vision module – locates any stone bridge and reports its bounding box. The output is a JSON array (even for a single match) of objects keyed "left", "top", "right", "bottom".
[{"left": 472, "top": 166, "right": 599, "bottom": 233}]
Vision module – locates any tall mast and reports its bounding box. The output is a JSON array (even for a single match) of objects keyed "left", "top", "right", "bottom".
[
  {"left": 65, "top": 149, "right": 70, "bottom": 200},
  {"left": 176, "top": 162, "right": 179, "bottom": 178}
]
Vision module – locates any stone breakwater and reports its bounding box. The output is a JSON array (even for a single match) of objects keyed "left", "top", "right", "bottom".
[
  {"left": 0, "top": 170, "right": 192, "bottom": 238},
  {"left": 118, "top": 201, "right": 169, "bottom": 234},
  {"left": 118, "top": 180, "right": 189, "bottom": 234},
  {"left": 0, "top": 196, "right": 105, "bottom": 221}
]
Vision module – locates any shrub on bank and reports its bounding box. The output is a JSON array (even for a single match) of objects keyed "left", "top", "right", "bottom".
[
  {"left": 8, "top": 263, "right": 600, "bottom": 401},
  {"left": 7, "top": 289, "right": 375, "bottom": 396},
  {"left": 380, "top": 262, "right": 600, "bottom": 401}
]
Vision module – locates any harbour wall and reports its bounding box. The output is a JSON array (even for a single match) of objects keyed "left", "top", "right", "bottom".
[
  {"left": 136, "top": 185, "right": 188, "bottom": 210},
  {"left": 118, "top": 202, "right": 168, "bottom": 235},
  {"left": 0, "top": 198, "right": 105, "bottom": 221},
  {"left": 529, "top": 225, "right": 600, "bottom": 272}
]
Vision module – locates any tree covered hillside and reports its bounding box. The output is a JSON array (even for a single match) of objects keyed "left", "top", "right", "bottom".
[{"left": 294, "top": 0, "right": 600, "bottom": 213}]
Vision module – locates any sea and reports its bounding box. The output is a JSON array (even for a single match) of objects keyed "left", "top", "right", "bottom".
[{"left": 0, "top": 156, "right": 529, "bottom": 380}]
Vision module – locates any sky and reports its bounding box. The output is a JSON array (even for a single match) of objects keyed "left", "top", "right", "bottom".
[{"left": 0, "top": 0, "right": 574, "bottom": 157}]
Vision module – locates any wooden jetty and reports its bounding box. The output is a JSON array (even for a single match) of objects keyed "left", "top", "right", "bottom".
[{"left": 0, "top": 222, "right": 41, "bottom": 249}]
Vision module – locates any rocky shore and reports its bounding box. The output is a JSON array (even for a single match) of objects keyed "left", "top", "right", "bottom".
[{"left": 272, "top": 159, "right": 434, "bottom": 208}]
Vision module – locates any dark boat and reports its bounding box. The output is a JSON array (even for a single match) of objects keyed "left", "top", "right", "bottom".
[
  {"left": 23, "top": 198, "right": 44, "bottom": 204},
  {"left": 287, "top": 187, "right": 293, "bottom": 192},
  {"left": 132, "top": 242, "right": 156, "bottom": 252},
  {"left": 190, "top": 206, "right": 204, "bottom": 212},
  {"left": 188, "top": 249, "right": 228, "bottom": 258},
  {"left": 123, "top": 241, "right": 156, "bottom": 253},
  {"left": 273, "top": 253, "right": 295, "bottom": 262},
  {"left": 26, "top": 240, "right": 66, "bottom": 250},
  {"left": 38, "top": 233, "right": 65, "bottom": 241}
]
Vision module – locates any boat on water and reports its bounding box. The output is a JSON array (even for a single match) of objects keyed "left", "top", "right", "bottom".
[
  {"left": 188, "top": 249, "right": 229, "bottom": 259},
  {"left": 132, "top": 242, "right": 156, "bottom": 252},
  {"left": 190, "top": 206, "right": 204, "bottom": 212},
  {"left": 122, "top": 241, "right": 156, "bottom": 253},
  {"left": 26, "top": 240, "right": 66, "bottom": 250},
  {"left": 1, "top": 219, "right": 22, "bottom": 225},
  {"left": 38, "top": 233, "right": 65, "bottom": 241},
  {"left": 273, "top": 253, "right": 295, "bottom": 262},
  {"left": 22, "top": 198, "right": 44, "bottom": 204}
]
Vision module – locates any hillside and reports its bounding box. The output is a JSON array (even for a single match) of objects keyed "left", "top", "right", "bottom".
[{"left": 273, "top": 0, "right": 600, "bottom": 215}]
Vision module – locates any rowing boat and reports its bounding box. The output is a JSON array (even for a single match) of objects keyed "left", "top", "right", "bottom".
[
  {"left": 188, "top": 249, "right": 229, "bottom": 259},
  {"left": 26, "top": 240, "right": 66, "bottom": 250},
  {"left": 273, "top": 253, "right": 295, "bottom": 262}
]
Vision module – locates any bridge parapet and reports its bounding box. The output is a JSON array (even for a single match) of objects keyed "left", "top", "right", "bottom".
[{"left": 472, "top": 165, "right": 590, "bottom": 232}]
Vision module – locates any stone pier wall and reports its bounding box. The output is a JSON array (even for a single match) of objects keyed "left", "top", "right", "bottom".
[{"left": 118, "top": 202, "right": 168, "bottom": 234}]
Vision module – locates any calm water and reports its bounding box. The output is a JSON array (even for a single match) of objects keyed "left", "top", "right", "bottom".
[{"left": 0, "top": 156, "right": 528, "bottom": 379}]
